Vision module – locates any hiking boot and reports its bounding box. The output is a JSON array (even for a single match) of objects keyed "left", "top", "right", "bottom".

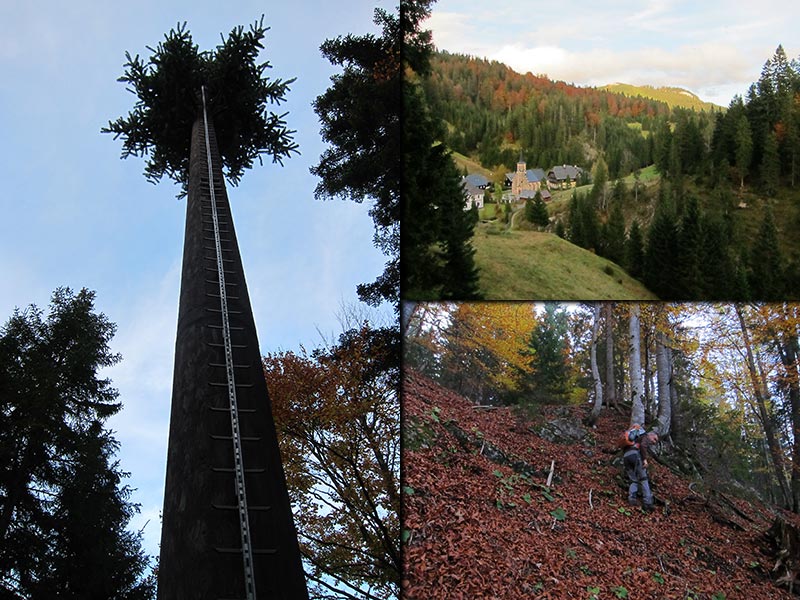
[
  {"left": 627, "top": 498, "right": 639, "bottom": 506},
  {"left": 642, "top": 503, "right": 654, "bottom": 513}
]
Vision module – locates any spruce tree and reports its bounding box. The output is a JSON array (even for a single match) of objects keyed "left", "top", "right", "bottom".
[
  {"left": 644, "top": 200, "right": 679, "bottom": 298},
  {"left": 402, "top": 1, "right": 480, "bottom": 299},
  {"left": 676, "top": 195, "right": 703, "bottom": 299},
  {"left": 625, "top": 219, "right": 645, "bottom": 279},
  {"left": 0, "top": 288, "right": 154, "bottom": 598},
  {"left": 531, "top": 192, "right": 550, "bottom": 228},
  {"left": 760, "top": 129, "right": 780, "bottom": 195},
  {"left": 750, "top": 205, "right": 785, "bottom": 299},
  {"left": 604, "top": 198, "right": 626, "bottom": 265},
  {"left": 735, "top": 114, "right": 753, "bottom": 191},
  {"left": 519, "top": 303, "right": 571, "bottom": 403}
]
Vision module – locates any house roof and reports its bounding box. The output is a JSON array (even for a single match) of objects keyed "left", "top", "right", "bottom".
[
  {"left": 465, "top": 173, "right": 490, "bottom": 188},
  {"left": 507, "top": 169, "right": 544, "bottom": 183},
  {"left": 461, "top": 178, "right": 484, "bottom": 197},
  {"left": 519, "top": 188, "right": 553, "bottom": 200},
  {"left": 549, "top": 164, "right": 583, "bottom": 181}
]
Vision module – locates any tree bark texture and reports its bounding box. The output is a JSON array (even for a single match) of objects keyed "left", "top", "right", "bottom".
[
  {"left": 588, "top": 304, "right": 603, "bottom": 425},
  {"left": 655, "top": 331, "right": 672, "bottom": 437},
  {"left": 157, "top": 115, "right": 308, "bottom": 599},
  {"left": 604, "top": 302, "right": 616, "bottom": 410},
  {"left": 629, "top": 304, "right": 645, "bottom": 426}
]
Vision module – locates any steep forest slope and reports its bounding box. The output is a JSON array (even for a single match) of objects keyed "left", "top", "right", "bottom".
[{"left": 403, "top": 370, "right": 799, "bottom": 599}]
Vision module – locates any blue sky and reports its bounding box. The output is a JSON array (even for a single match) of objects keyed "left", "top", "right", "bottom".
[
  {"left": 0, "top": 0, "right": 392, "bottom": 566},
  {"left": 426, "top": 0, "right": 800, "bottom": 107}
]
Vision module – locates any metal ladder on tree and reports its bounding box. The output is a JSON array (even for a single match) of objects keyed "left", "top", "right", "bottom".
[{"left": 200, "top": 85, "right": 270, "bottom": 600}]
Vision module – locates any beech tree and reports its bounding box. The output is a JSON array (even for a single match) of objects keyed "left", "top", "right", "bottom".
[
  {"left": 628, "top": 303, "right": 645, "bottom": 426},
  {"left": 587, "top": 304, "right": 604, "bottom": 425},
  {"left": 264, "top": 325, "right": 400, "bottom": 600}
]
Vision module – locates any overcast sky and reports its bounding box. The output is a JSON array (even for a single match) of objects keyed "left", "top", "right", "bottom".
[
  {"left": 426, "top": 0, "right": 800, "bottom": 107},
  {"left": 0, "top": 0, "right": 391, "bottom": 566}
]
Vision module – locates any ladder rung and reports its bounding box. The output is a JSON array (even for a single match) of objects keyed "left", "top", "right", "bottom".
[
  {"left": 205, "top": 280, "right": 238, "bottom": 287},
  {"left": 206, "top": 308, "right": 242, "bottom": 314},
  {"left": 210, "top": 435, "right": 262, "bottom": 442},
  {"left": 211, "top": 468, "right": 266, "bottom": 474},
  {"left": 208, "top": 406, "right": 256, "bottom": 413},
  {"left": 212, "top": 504, "right": 272, "bottom": 511},
  {"left": 204, "top": 267, "right": 235, "bottom": 274},
  {"left": 203, "top": 256, "right": 235, "bottom": 262},
  {"left": 203, "top": 246, "right": 232, "bottom": 253},
  {"left": 208, "top": 382, "right": 254, "bottom": 388},
  {"left": 205, "top": 292, "right": 240, "bottom": 299},
  {"left": 203, "top": 236, "right": 231, "bottom": 242},
  {"left": 208, "top": 362, "right": 251, "bottom": 368},
  {"left": 206, "top": 323, "right": 244, "bottom": 330},
  {"left": 214, "top": 547, "right": 277, "bottom": 555},
  {"left": 207, "top": 342, "right": 247, "bottom": 349}
]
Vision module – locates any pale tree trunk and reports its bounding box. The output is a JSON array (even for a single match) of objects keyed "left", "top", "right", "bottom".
[
  {"left": 604, "top": 302, "right": 617, "bottom": 410},
  {"left": 401, "top": 300, "right": 417, "bottom": 336},
  {"left": 654, "top": 330, "right": 672, "bottom": 437},
  {"left": 588, "top": 304, "right": 604, "bottom": 425},
  {"left": 629, "top": 304, "right": 645, "bottom": 426},
  {"left": 734, "top": 304, "right": 791, "bottom": 508},
  {"left": 669, "top": 346, "right": 679, "bottom": 437}
]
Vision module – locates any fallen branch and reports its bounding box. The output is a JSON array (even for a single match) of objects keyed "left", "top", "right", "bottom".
[
  {"left": 589, "top": 489, "right": 594, "bottom": 510},
  {"left": 546, "top": 460, "right": 555, "bottom": 488},
  {"left": 472, "top": 405, "right": 504, "bottom": 410}
]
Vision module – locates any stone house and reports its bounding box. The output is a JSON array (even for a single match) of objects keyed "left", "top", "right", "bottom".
[{"left": 547, "top": 164, "right": 585, "bottom": 189}]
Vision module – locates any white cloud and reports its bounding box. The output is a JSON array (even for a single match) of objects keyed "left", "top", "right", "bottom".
[{"left": 427, "top": 0, "right": 800, "bottom": 106}]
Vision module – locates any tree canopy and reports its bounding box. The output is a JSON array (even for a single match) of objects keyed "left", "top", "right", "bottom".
[
  {"left": 0, "top": 288, "right": 154, "bottom": 598},
  {"left": 311, "top": 7, "right": 401, "bottom": 307},
  {"left": 264, "top": 324, "right": 400, "bottom": 599},
  {"left": 103, "top": 17, "right": 298, "bottom": 195}
]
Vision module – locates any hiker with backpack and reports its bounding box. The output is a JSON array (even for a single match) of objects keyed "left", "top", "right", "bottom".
[{"left": 620, "top": 425, "right": 659, "bottom": 511}]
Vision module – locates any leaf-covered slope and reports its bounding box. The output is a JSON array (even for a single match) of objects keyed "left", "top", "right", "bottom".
[
  {"left": 601, "top": 83, "right": 724, "bottom": 112},
  {"left": 402, "top": 370, "right": 795, "bottom": 599}
]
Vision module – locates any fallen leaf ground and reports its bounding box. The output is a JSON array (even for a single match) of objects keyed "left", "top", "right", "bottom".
[{"left": 402, "top": 370, "right": 798, "bottom": 600}]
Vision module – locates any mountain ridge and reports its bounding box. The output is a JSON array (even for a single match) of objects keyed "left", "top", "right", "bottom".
[{"left": 601, "top": 82, "right": 724, "bottom": 112}]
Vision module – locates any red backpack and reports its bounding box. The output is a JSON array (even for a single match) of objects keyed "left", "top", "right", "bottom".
[{"left": 618, "top": 424, "right": 645, "bottom": 450}]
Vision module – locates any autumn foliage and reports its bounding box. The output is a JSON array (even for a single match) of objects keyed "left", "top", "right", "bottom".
[
  {"left": 264, "top": 325, "right": 400, "bottom": 599},
  {"left": 403, "top": 369, "right": 799, "bottom": 599}
]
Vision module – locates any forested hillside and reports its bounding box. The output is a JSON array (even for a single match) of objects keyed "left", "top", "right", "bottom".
[
  {"left": 403, "top": 302, "right": 800, "bottom": 598},
  {"left": 421, "top": 47, "right": 800, "bottom": 300},
  {"left": 424, "top": 51, "right": 670, "bottom": 178}
]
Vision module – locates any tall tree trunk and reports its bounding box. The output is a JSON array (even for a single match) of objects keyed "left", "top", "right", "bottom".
[
  {"left": 158, "top": 112, "right": 308, "bottom": 599},
  {"left": 734, "top": 304, "right": 790, "bottom": 509},
  {"left": 629, "top": 304, "right": 645, "bottom": 426},
  {"left": 588, "top": 304, "right": 604, "bottom": 425},
  {"left": 776, "top": 304, "right": 800, "bottom": 512},
  {"left": 654, "top": 330, "right": 672, "bottom": 436},
  {"left": 604, "top": 302, "right": 617, "bottom": 410}
]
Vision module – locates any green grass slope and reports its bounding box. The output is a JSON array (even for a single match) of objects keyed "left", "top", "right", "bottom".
[
  {"left": 602, "top": 83, "right": 724, "bottom": 112},
  {"left": 472, "top": 227, "right": 657, "bottom": 300}
]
